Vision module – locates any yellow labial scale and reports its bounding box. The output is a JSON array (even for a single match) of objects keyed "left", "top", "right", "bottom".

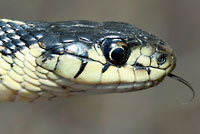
[
  {"left": 24, "top": 61, "right": 35, "bottom": 72},
  {"left": 2, "top": 75, "right": 22, "bottom": 91},
  {"left": 14, "top": 58, "right": 24, "bottom": 68},
  {"left": 88, "top": 46, "right": 99, "bottom": 60},
  {"left": 0, "top": 67, "right": 8, "bottom": 75},
  {"left": 24, "top": 67, "right": 38, "bottom": 79},
  {"left": 55, "top": 55, "right": 82, "bottom": 79},
  {"left": 14, "top": 51, "right": 24, "bottom": 61},
  {"left": 22, "top": 82, "right": 41, "bottom": 91},
  {"left": 2, "top": 55, "right": 13, "bottom": 64},
  {"left": 36, "top": 66, "right": 49, "bottom": 74},
  {"left": 35, "top": 71, "right": 48, "bottom": 79},
  {"left": 141, "top": 45, "right": 155, "bottom": 56},
  {"left": 36, "top": 55, "right": 59, "bottom": 71},
  {"left": 38, "top": 91, "right": 54, "bottom": 98},
  {"left": 99, "top": 56, "right": 106, "bottom": 64},
  {"left": 18, "top": 89, "right": 39, "bottom": 99},
  {"left": 23, "top": 75, "right": 40, "bottom": 86},
  {"left": 0, "top": 58, "right": 11, "bottom": 70},
  {"left": 47, "top": 72, "right": 60, "bottom": 80},
  {"left": 0, "top": 84, "right": 16, "bottom": 101},
  {"left": 20, "top": 47, "right": 29, "bottom": 55},
  {"left": 8, "top": 69, "right": 23, "bottom": 82},
  {"left": 134, "top": 69, "right": 149, "bottom": 82},
  {"left": 95, "top": 47, "right": 103, "bottom": 56},
  {"left": 75, "top": 61, "right": 102, "bottom": 84},
  {"left": 149, "top": 67, "right": 165, "bottom": 80},
  {"left": 127, "top": 46, "right": 141, "bottom": 65},
  {"left": 151, "top": 58, "right": 158, "bottom": 67},
  {"left": 12, "top": 64, "right": 24, "bottom": 75},
  {"left": 30, "top": 47, "right": 43, "bottom": 57},
  {"left": 25, "top": 54, "right": 37, "bottom": 66},
  {"left": 40, "top": 85, "right": 66, "bottom": 93},
  {"left": 39, "top": 79, "right": 59, "bottom": 87},
  {"left": 1, "top": 19, "right": 26, "bottom": 25},
  {"left": 101, "top": 66, "right": 119, "bottom": 84},
  {"left": 137, "top": 55, "right": 151, "bottom": 66},
  {"left": 118, "top": 65, "right": 135, "bottom": 83}
]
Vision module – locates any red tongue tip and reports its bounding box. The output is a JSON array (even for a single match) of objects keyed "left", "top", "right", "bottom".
[{"left": 168, "top": 73, "right": 195, "bottom": 102}]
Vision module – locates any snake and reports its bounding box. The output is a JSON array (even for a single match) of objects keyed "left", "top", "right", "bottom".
[{"left": 0, "top": 19, "right": 194, "bottom": 102}]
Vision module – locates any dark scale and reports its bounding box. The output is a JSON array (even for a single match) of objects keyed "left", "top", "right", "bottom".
[
  {"left": 6, "top": 33, "right": 18, "bottom": 39},
  {"left": 20, "top": 34, "right": 36, "bottom": 42},
  {"left": 23, "top": 40, "right": 38, "bottom": 47},
  {"left": 16, "top": 30, "right": 28, "bottom": 36},
  {"left": 2, "top": 27, "right": 13, "bottom": 33},
  {"left": 20, "top": 34, "right": 37, "bottom": 47},
  {"left": 7, "top": 22, "right": 24, "bottom": 31},
  {"left": 3, "top": 42, "right": 17, "bottom": 52},
  {"left": 1, "top": 48, "right": 12, "bottom": 55},
  {"left": 60, "top": 34, "right": 76, "bottom": 43},
  {"left": 38, "top": 34, "right": 62, "bottom": 50},
  {"left": 0, "top": 35, "right": 10, "bottom": 42},
  {"left": 0, "top": 21, "right": 7, "bottom": 27},
  {"left": 29, "top": 30, "right": 45, "bottom": 39},
  {"left": 50, "top": 46, "right": 64, "bottom": 55},
  {"left": 11, "top": 39, "right": 25, "bottom": 47}
]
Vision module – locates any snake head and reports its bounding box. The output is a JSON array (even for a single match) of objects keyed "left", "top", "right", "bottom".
[{"left": 35, "top": 21, "right": 193, "bottom": 98}]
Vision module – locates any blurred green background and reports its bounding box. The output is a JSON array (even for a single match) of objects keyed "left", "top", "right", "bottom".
[{"left": 0, "top": 0, "right": 199, "bottom": 134}]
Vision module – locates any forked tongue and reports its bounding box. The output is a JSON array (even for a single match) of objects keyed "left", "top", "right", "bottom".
[{"left": 168, "top": 73, "right": 195, "bottom": 104}]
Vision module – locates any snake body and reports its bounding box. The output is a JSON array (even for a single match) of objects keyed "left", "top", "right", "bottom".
[{"left": 0, "top": 19, "right": 175, "bottom": 102}]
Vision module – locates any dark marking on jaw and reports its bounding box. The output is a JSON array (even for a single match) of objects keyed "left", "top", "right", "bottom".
[
  {"left": 74, "top": 60, "right": 87, "bottom": 78},
  {"left": 146, "top": 67, "right": 151, "bottom": 75},
  {"left": 102, "top": 63, "right": 110, "bottom": 73}
]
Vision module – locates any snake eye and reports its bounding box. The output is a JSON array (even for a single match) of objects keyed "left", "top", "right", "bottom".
[
  {"left": 102, "top": 38, "right": 129, "bottom": 65},
  {"left": 157, "top": 54, "right": 167, "bottom": 65}
]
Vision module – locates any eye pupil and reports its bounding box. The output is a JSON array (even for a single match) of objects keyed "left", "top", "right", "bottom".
[{"left": 111, "top": 48, "right": 125, "bottom": 63}]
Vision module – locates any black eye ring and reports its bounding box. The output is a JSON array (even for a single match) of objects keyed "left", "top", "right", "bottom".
[
  {"left": 101, "top": 38, "right": 130, "bottom": 65},
  {"left": 157, "top": 54, "right": 167, "bottom": 65}
]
